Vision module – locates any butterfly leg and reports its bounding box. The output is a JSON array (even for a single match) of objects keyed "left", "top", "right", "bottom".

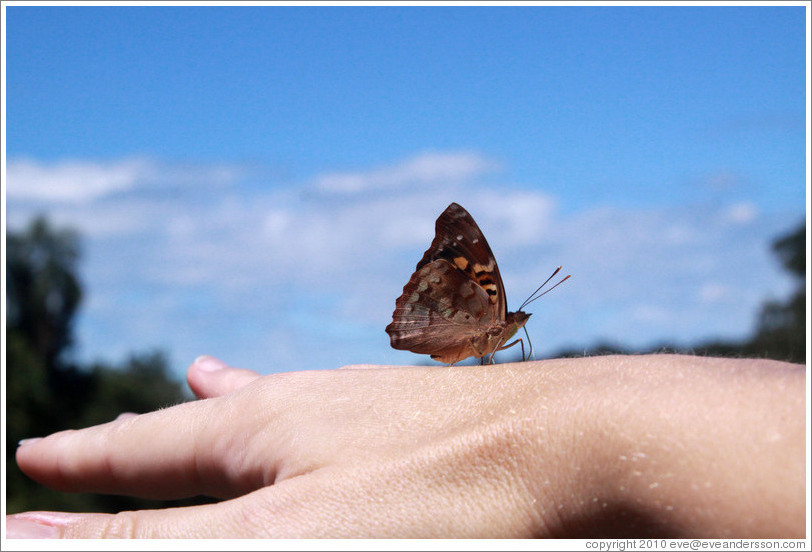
[
  {"left": 492, "top": 338, "right": 524, "bottom": 363},
  {"left": 522, "top": 326, "right": 534, "bottom": 361}
]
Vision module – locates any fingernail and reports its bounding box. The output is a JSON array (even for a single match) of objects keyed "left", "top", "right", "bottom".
[
  {"left": 116, "top": 412, "right": 139, "bottom": 421},
  {"left": 5, "top": 517, "right": 62, "bottom": 539},
  {"left": 18, "top": 437, "right": 42, "bottom": 448},
  {"left": 194, "top": 355, "right": 225, "bottom": 372}
]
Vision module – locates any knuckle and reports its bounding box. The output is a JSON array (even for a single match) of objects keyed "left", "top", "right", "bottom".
[{"left": 98, "top": 511, "right": 140, "bottom": 538}]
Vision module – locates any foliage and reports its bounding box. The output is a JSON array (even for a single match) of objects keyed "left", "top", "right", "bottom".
[{"left": 7, "top": 217, "right": 82, "bottom": 368}]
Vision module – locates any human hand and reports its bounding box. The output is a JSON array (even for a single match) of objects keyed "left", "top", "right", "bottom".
[{"left": 7, "top": 354, "right": 805, "bottom": 538}]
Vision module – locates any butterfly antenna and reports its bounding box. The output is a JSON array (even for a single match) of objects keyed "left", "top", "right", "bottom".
[{"left": 519, "top": 266, "right": 572, "bottom": 311}]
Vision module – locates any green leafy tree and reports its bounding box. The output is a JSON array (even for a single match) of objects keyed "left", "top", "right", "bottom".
[
  {"left": 745, "top": 221, "right": 806, "bottom": 363},
  {"left": 7, "top": 217, "right": 82, "bottom": 369}
]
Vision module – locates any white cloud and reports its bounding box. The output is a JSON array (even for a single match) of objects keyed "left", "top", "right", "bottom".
[
  {"left": 6, "top": 152, "right": 798, "bottom": 376},
  {"left": 698, "top": 283, "right": 732, "bottom": 304},
  {"left": 721, "top": 201, "right": 758, "bottom": 225},
  {"left": 312, "top": 151, "right": 499, "bottom": 194},
  {"left": 6, "top": 158, "right": 152, "bottom": 202},
  {"left": 6, "top": 157, "right": 246, "bottom": 204}
]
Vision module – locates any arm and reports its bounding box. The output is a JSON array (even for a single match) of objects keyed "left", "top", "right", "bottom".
[{"left": 7, "top": 354, "right": 805, "bottom": 538}]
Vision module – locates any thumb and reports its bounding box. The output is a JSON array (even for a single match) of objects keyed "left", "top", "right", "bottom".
[{"left": 186, "top": 355, "right": 262, "bottom": 399}]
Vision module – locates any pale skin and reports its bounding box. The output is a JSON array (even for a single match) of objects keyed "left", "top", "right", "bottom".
[{"left": 7, "top": 354, "right": 806, "bottom": 538}]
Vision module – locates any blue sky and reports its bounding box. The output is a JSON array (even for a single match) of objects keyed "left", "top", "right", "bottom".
[{"left": 4, "top": 5, "right": 808, "bottom": 380}]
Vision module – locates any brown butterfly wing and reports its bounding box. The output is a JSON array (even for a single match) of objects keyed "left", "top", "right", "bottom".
[
  {"left": 414, "top": 202, "right": 508, "bottom": 320},
  {"left": 385, "top": 258, "right": 498, "bottom": 364},
  {"left": 386, "top": 203, "right": 512, "bottom": 364}
]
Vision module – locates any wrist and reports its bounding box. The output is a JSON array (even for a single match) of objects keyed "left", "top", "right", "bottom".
[
  {"left": 513, "top": 354, "right": 702, "bottom": 537},
  {"left": 489, "top": 356, "right": 623, "bottom": 537},
  {"left": 514, "top": 354, "right": 805, "bottom": 538}
]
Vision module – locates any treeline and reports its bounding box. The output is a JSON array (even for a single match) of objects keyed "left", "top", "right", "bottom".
[
  {"left": 552, "top": 221, "right": 806, "bottom": 364},
  {"left": 4, "top": 216, "right": 806, "bottom": 514}
]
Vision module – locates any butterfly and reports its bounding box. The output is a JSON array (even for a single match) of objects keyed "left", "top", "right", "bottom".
[{"left": 385, "top": 202, "right": 569, "bottom": 365}]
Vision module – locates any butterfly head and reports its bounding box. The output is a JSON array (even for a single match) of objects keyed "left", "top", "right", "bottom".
[{"left": 505, "top": 310, "right": 531, "bottom": 340}]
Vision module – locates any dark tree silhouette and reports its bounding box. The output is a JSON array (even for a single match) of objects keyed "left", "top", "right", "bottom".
[
  {"left": 746, "top": 221, "right": 806, "bottom": 364},
  {"left": 7, "top": 216, "right": 82, "bottom": 369}
]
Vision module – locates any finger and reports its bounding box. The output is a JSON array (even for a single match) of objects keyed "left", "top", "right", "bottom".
[
  {"left": 5, "top": 477, "right": 335, "bottom": 538},
  {"left": 15, "top": 396, "right": 273, "bottom": 500},
  {"left": 186, "top": 355, "right": 262, "bottom": 398},
  {"left": 6, "top": 453, "right": 544, "bottom": 538}
]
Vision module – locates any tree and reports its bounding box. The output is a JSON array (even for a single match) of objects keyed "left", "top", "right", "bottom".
[
  {"left": 7, "top": 217, "right": 82, "bottom": 369},
  {"left": 746, "top": 221, "right": 806, "bottom": 364},
  {"left": 772, "top": 222, "right": 805, "bottom": 278}
]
